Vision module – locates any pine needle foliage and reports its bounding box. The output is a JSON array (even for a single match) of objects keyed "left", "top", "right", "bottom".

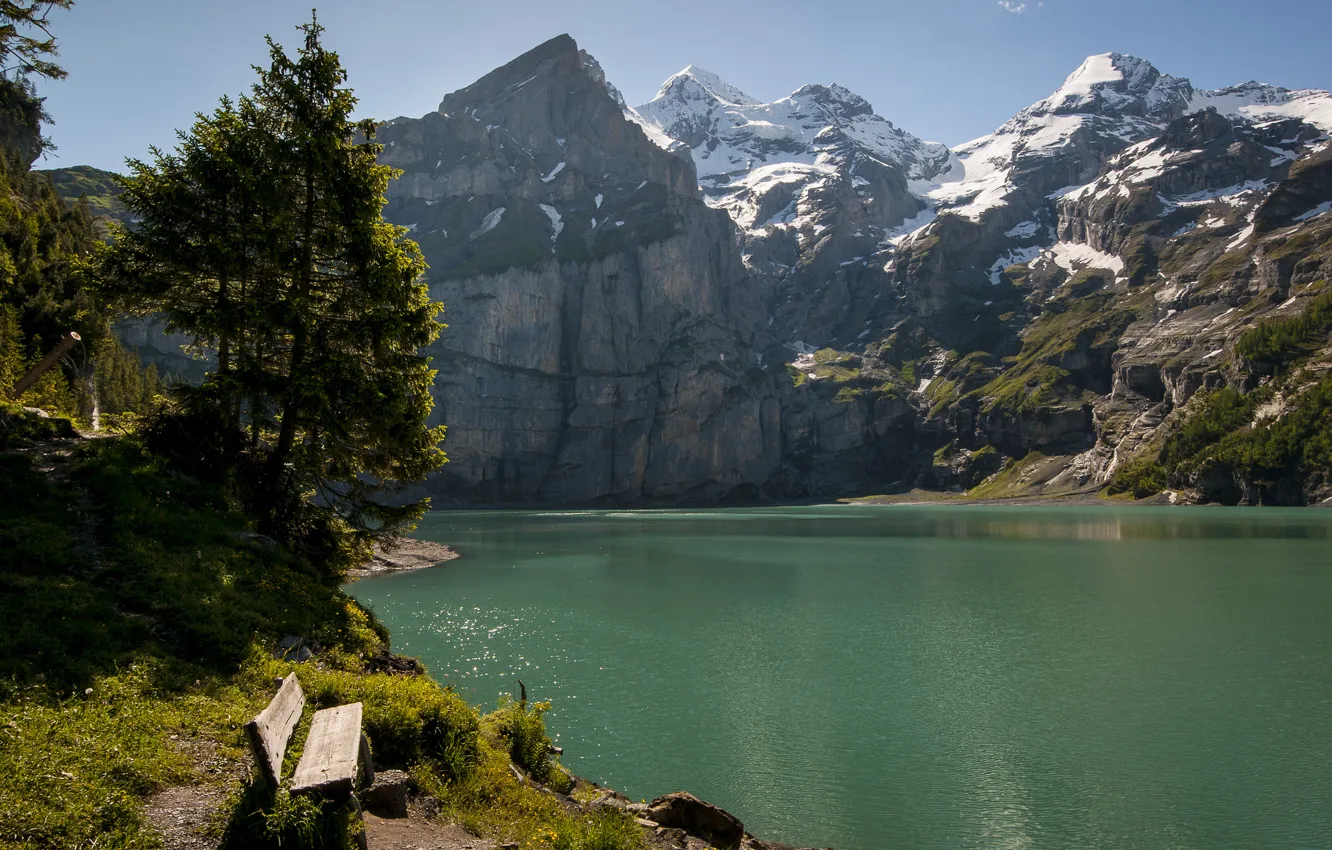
[{"left": 104, "top": 13, "right": 446, "bottom": 564}]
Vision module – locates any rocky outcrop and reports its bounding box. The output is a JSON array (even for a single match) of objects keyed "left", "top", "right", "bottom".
[{"left": 646, "top": 792, "right": 746, "bottom": 850}]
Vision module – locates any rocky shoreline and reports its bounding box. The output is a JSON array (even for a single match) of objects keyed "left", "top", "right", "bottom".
[{"left": 347, "top": 538, "right": 460, "bottom": 580}]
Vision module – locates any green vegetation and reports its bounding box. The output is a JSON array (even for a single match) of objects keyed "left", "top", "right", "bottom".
[
  {"left": 1108, "top": 376, "right": 1332, "bottom": 503},
  {"left": 1197, "top": 248, "right": 1253, "bottom": 290},
  {"left": 872, "top": 321, "right": 933, "bottom": 367},
  {"left": 967, "top": 452, "right": 1043, "bottom": 500},
  {"left": 0, "top": 144, "right": 105, "bottom": 417},
  {"left": 806, "top": 348, "right": 861, "bottom": 383},
  {"left": 1234, "top": 287, "right": 1332, "bottom": 372},
  {"left": 976, "top": 292, "right": 1140, "bottom": 416},
  {"left": 923, "top": 350, "right": 997, "bottom": 418},
  {"left": 785, "top": 363, "right": 808, "bottom": 388},
  {"left": 101, "top": 16, "right": 445, "bottom": 557},
  {"left": 0, "top": 435, "right": 645, "bottom": 849},
  {"left": 90, "top": 333, "right": 165, "bottom": 430},
  {"left": 0, "top": 14, "right": 160, "bottom": 425},
  {"left": 486, "top": 696, "right": 572, "bottom": 791},
  {"left": 1104, "top": 451, "right": 1168, "bottom": 500}
]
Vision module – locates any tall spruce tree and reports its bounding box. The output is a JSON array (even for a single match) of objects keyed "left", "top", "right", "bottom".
[{"left": 106, "top": 13, "right": 445, "bottom": 559}]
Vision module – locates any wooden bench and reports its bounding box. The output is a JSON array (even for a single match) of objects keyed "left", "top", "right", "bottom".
[{"left": 246, "top": 674, "right": 373, "bottom": 847}]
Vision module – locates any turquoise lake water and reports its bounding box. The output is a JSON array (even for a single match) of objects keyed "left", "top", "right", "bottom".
[{"left": 350, "top": 505, "right": 1332, "bottom": 850}]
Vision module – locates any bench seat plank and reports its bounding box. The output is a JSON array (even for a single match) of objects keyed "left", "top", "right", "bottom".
[
  {"left": 244, "top": 675, "right": 305, "bottom": 788},
  {"left": 292, "top": 702, "right": 364, "bottom": 798}
]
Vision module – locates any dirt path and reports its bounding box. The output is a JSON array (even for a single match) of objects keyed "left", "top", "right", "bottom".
[
  {"left": 143, "top": 785, "right": 228, "bottom": 850},
  {"left": 364, "top": 809, "right": 495, "bottom": 850}
]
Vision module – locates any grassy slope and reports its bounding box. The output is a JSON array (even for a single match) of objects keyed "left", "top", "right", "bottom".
[
  {"left": 38, "top": 165, "right": 133, "bottom": 227},
  {"left": 0, "top": 428, "right": 643, "bottom": 850}
]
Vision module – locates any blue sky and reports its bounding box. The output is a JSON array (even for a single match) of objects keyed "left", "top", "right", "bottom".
[{"left": 37, "top": 0, "right": 1332, "bottom": 172}]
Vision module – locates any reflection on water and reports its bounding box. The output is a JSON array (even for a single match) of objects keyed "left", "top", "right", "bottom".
[{"left": 352, "top": 505, "right": 1332, "bottom": 850}]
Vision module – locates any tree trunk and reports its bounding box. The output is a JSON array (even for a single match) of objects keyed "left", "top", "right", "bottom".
[{"left": 266, "top": 140, "right": 319, "bottom": 524}]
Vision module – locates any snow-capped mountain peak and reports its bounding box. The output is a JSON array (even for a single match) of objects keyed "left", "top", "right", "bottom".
[
  {"left": 636, "top": 68, "right": 959, "bottom": 253},
  {"left": 1024, "top": 52, "right": 1193, "bottom": 122},
  {"left": 654, "top": 64, "right": 760, "bottom": 108},
  {"left": 1046, "top": 53, "right": 1133, "bottom": 108}
]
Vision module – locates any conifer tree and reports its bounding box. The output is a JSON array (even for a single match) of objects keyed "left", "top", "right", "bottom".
[
  {"left": 0, "top": 1, "right": 74, "bottom": 80},
  {"left": 105, "top": 13, "right": 445, "bottom": 557}
]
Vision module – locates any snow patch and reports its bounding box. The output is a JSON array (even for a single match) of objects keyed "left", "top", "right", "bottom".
[
  {"left": 1044, "top": 242, "right": 1126, "bottom": 277},
  {"left": 1226, "top": 223, "right": 1255, "bottom": 251},
  {"left": 540, "top": 162, "right": 566, "bottom": 183},
  {"left": 538, "top": 204, "right": 563, "bottom": 247},
  {"left": 988, "top": 246, "right": 1043, "bottom": 284},
  {"left": 1295, "top": 201, "right": 1332, "bottom": 222},
  {"left": 469, "top": 207, "right": 505, "bottom": 240},
  {"left": 1051, "top": 54, "right": 1124, "bottom": 105},
  {"left": 1004, "top": 220, "right": 1041, "bottom": 238}
]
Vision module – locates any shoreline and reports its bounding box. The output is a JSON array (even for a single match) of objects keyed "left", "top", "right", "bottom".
[{"left": 347, "top": 537, "right": 460, "bottom": 580}]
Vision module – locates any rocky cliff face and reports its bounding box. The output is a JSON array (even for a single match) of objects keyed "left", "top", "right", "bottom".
[
  {"left": 628, "top": 50, "right": 1332, "bottom": 503},
  {"left": 375, "top": 36, "right": 785, "bottom": 503}
]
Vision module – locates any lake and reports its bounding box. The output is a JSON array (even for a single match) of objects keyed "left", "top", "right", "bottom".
[{"left": 350, "top": 505, "right": 1332, "bottom": 850}]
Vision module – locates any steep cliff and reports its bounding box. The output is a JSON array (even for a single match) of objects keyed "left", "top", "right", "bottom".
[{"left": 376, "top": 36, "right": 785, "bottom": 503}]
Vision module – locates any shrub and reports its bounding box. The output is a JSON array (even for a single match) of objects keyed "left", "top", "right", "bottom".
[
  {"left": 1106, "top": 454, "right": 1168, "bottom": 498},
  {"left": 486, "top": 695, "right": 566, "bottom": 788},
  {"left": 287, "top": 661, "right": 480, "bottom": 779},
  {"left": 220, "top": 784, "right": 356, "bottom": 850}
]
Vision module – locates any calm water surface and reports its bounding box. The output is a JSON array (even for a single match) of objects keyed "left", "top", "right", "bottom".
[{"left": 350, "top": 506, "right": 1332, "bottom": 850}]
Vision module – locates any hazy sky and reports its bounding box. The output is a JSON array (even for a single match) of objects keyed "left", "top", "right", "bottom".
[{"left": 37, "top": 0, "right": 1332, "bottom": 172}]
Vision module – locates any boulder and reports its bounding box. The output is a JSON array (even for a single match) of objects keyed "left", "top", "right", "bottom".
[
  {"left": 361, "top": 769, "right": 409, "bottom": 818},
  {"left": 646, "top": 792, "right": 745, "bottom": 850}
]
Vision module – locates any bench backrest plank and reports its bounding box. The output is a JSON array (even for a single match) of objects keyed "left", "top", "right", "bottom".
[
  {"left": 291, "top": 702, "right": 364, "bottom": 798},
  {"left": 245, "top": 674, "right": 305, "bottom": 788}
]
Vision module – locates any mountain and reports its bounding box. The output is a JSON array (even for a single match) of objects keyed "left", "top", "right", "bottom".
[
  {"left": 40, "top": 165, "right": 133, "bottom": 228},
  {"left": 634, "top": 68, "right": 954, "bottom": 347},
  {"left": 102, "top": 41, "right": 1332, "bottom": 505},
  {"left": 373, "top": 35, "right": 789, "bottom": 503}
]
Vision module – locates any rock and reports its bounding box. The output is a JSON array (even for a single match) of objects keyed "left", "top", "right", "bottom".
[
  {"left": 646, "top": 792, "right": 745, "bottom": 850},
  {"left": 361, "top": 769, "right": 409, "bottom": 818},
  {"left": 274, "top": 636, "right": 314, "bottom": 663},
  {"left": 363, "top": 649, "right": 425, "bottom": 676},
  {"left": 420, "top": 795, "right": 441, "bottom": 819},
  {"left": 377, "top": 34, "right": 786, "bottom": 506},
  {"left": 348, "top": 538, "right": 460, "bottom": 579},
  {"left": 652, "top": 827, "right": 690, "bottom": 849}
]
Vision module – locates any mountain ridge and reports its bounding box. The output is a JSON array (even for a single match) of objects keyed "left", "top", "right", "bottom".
[{"left": 95, "top": 36, "right": 1332, "bottom": 505}]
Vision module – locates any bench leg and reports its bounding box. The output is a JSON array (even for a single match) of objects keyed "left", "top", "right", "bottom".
[
  {"left": 359, "top": 732, "right": 375, "bottom": 786},
  {"left": 348, "top": 793, "right": 368, "bottom": 850}
]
